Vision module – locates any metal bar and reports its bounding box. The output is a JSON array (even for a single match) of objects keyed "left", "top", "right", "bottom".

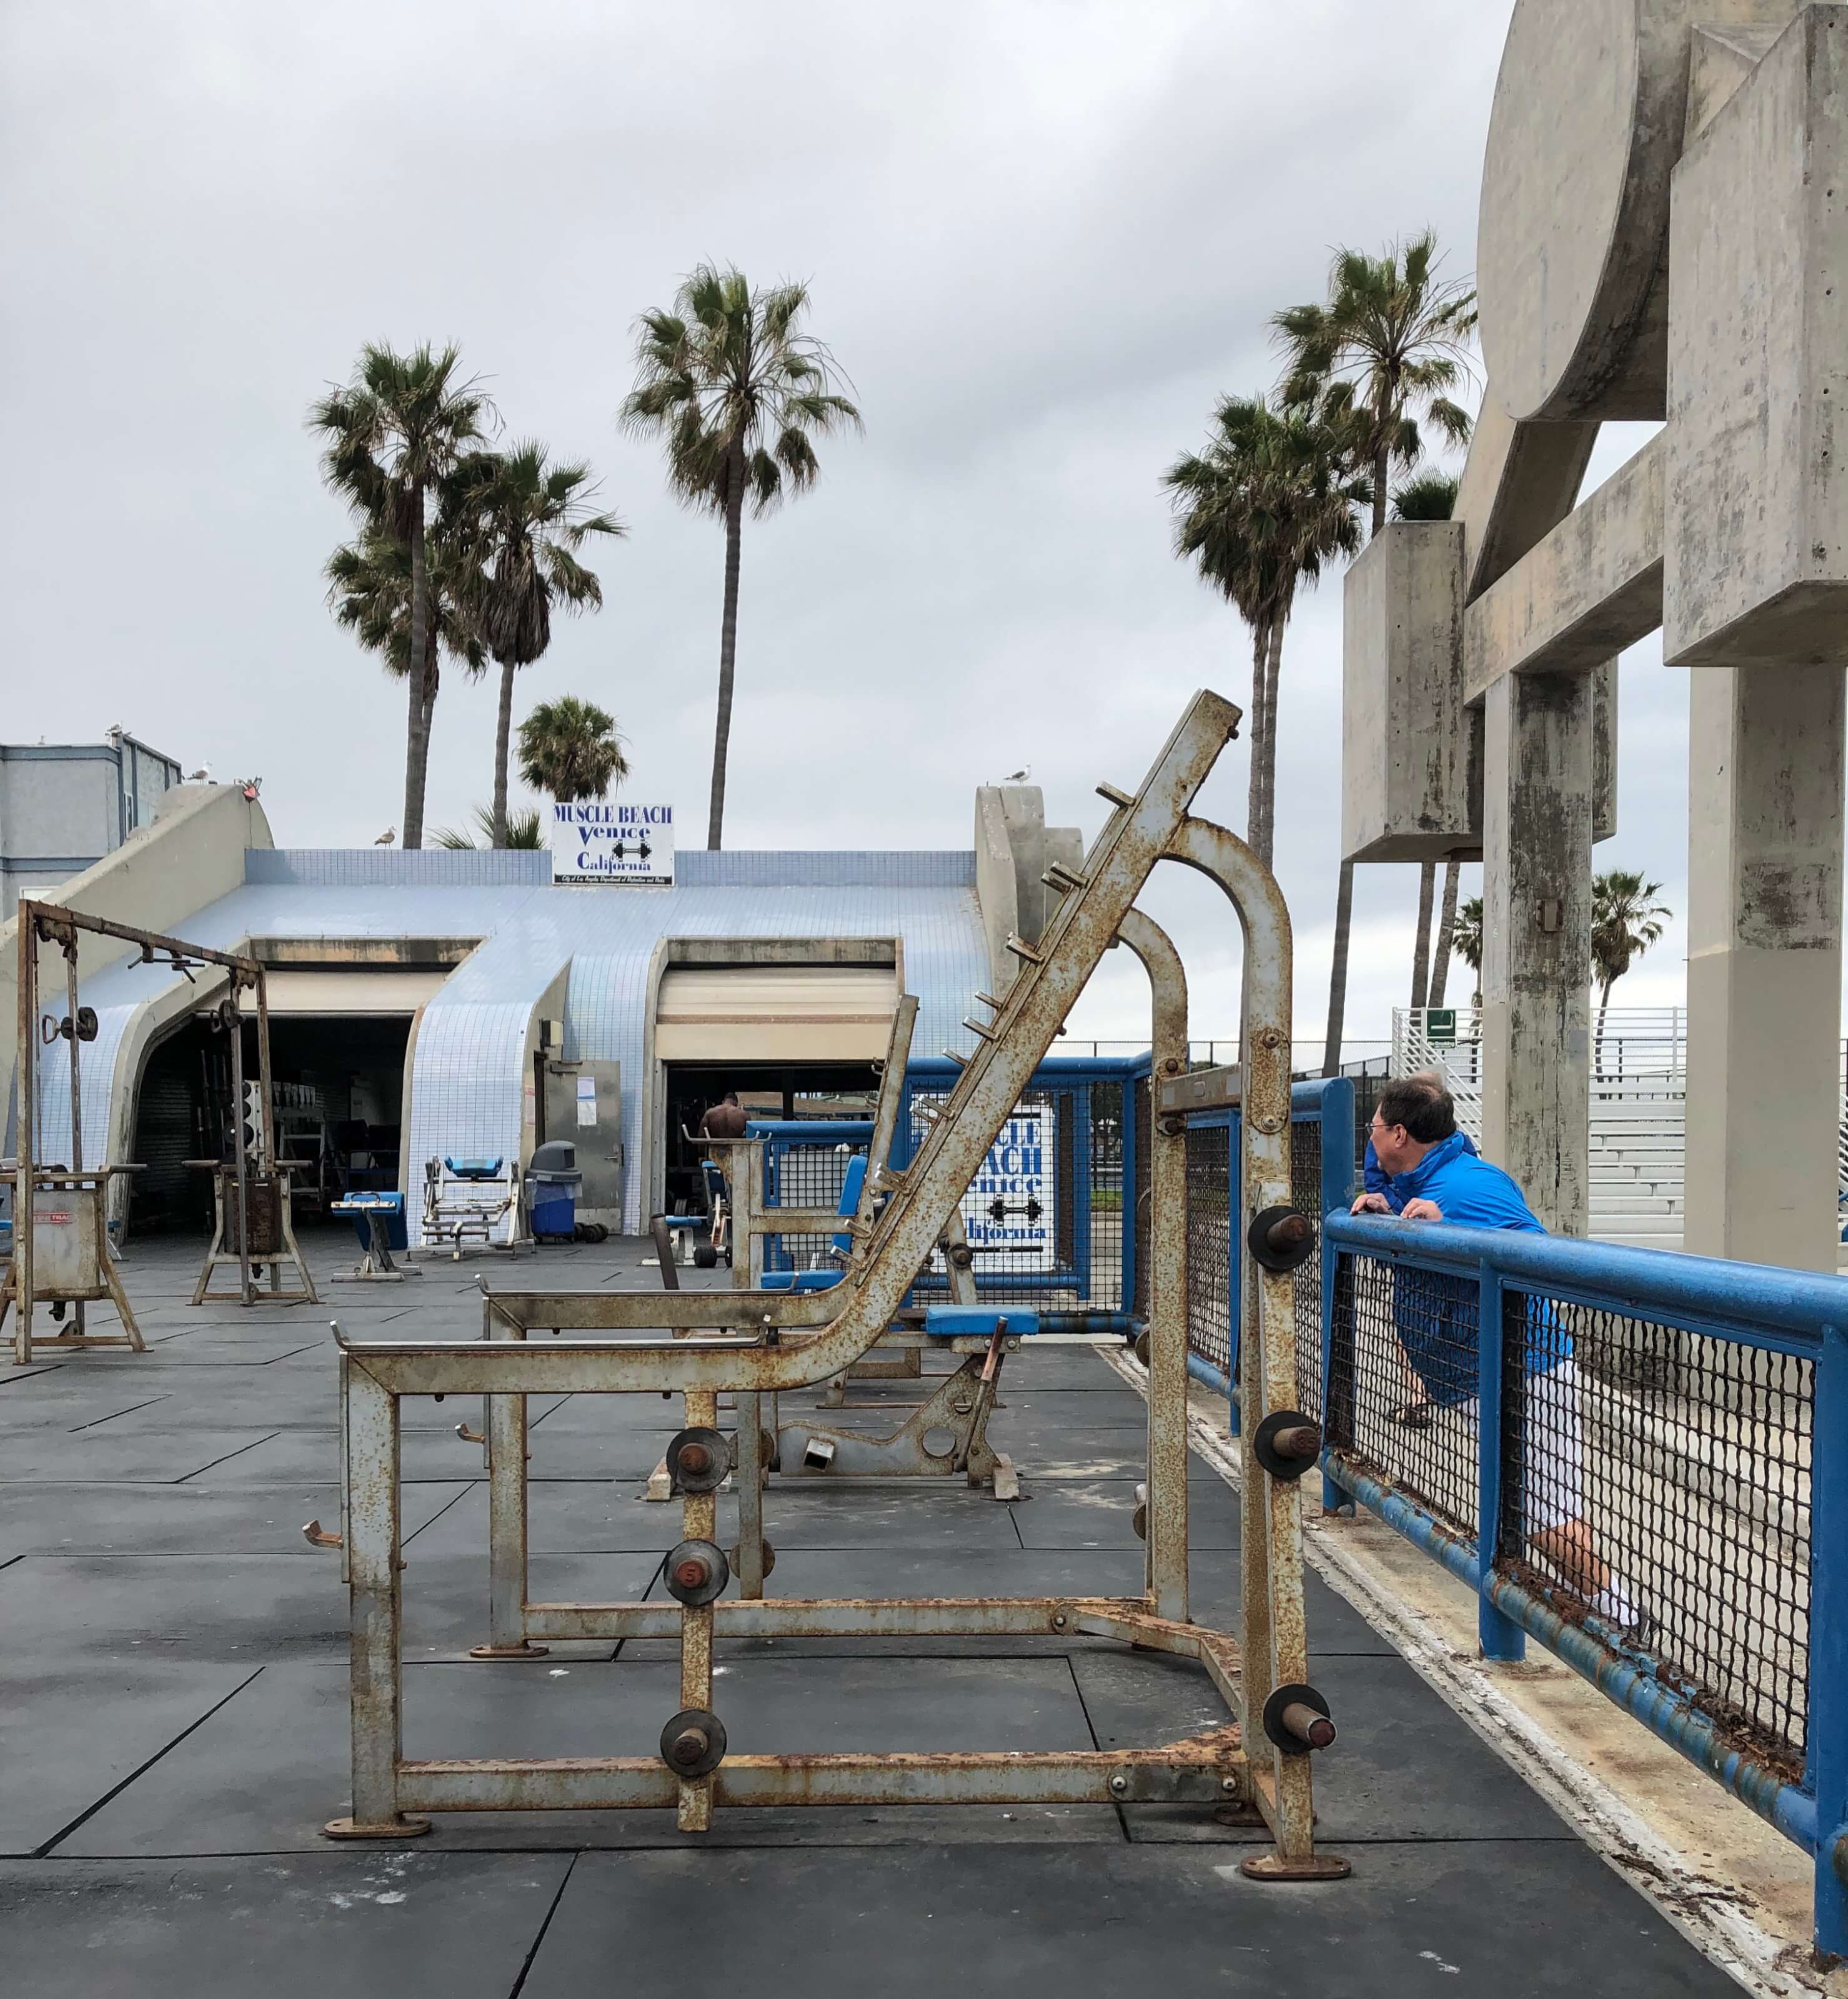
[
  {"left": 64, "top": 940, "right": 82, "bottom": 1174},
  {"left": 735, "top": 1389, "right": 765, "bottom": 1598},
  {"left": 400, "top": 1742, "right": 1241, "bottom": 1813},
  {"left": 855, "top": 995, "right": 917, "bottom": 1236},
  {"left": 14, "top": 899, "right": 35, "bottom": 1364},
  {"left": 521, "top": 1594, "right": 1149, "bottom": 1642},
  {"left": 1116, "top": 910, "right": 1188, "bottom": 1622},
  {"left": 252, "top": 966, "right": 275, "bottom": 1175},
  {"left": 339, "top": 1361, "right": 420, "bottom": 1835},
  {"left": 1186, "top": 1351, "right": 1231, "bottom": 1397},
  {"left": 227, "top": 986, "right": 252, "bottom": 1307},
  {"left": 1315, "top": 1081, "right": 1352, "bottom": 1514},
  {"left": 482, "top": 1325, "right": 537, "bottom": 1657},
  {"left": 14, "top": 898, "right": 264, "bottom": 978},
  {"left": 1476, "top": 1262, "right": 1525, "bottom": 1662},
  {"left": 678, "top": 1387, "right": 718, "bottom": 1830},
  {"left": 1073, "top": 1081, "right": 1094, "bottom": 1306},
  {"left": 1164, "top": 815, "right": 1319, "bottom": 1870}
]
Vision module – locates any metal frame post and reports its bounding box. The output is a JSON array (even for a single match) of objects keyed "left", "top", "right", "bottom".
[
  {"left": 1476, "top": 1263, "right": 1525, "bottom": 1664},
  {"left": 13, "top": 902, "right": 36, "bottom": 1365},
  {"left": 1227, "top": 1108, "right": 1244, "bottom": 1434},
  {"left": 1116, "top": 911, "right": 1188, "bottom": 1622},
  {"left": 1314, "top": 1078, "right": 1353, "bottom": 1514}
]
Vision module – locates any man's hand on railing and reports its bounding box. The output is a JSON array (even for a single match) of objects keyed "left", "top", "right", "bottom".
[
  {"left": 1401, "top": 1198, "right": 1443, "bottom": 1221},
  {"left": 1350, "top": 1192, "right": 1390, "bottom": 1215}
]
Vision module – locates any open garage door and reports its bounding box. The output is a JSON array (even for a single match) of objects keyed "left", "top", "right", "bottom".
[{"left": 654, "top": 965, "right": 898, "bottom": 1063}]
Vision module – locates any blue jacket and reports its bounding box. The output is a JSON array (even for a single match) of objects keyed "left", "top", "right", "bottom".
[
  {"left": 1383, "top": 1133, "right": 1569, "bottom": 1393},
  {"left": 1364, "top": 1130, "right": 1478, "bottom": 1214},
  {"left": 1386, "top": 1131, "right": 1540, "bottom": 1233}
]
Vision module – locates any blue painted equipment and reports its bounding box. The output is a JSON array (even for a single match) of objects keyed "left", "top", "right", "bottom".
[{"left": 524, "top": 1141, "right": 581, "bottom": 1243}]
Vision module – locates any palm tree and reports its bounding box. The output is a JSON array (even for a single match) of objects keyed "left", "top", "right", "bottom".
[
  {"left": 1592, "top": 870, "right": 1671, "bottom": 1076},
  {"left": 445, "top": 445, "right": 625, "bottom": 846},
  {"left": 434, "top": 805, "right": 545, "bottom": 850},
  {"left": 1450, "top": 896, "right": 1485, "bottom": 1008},
  {"left": 620, "top": 265, "right": 862, "bottom": 848},
  {"left": 517, "top": 696, "right": 629, "bottom": 803},
  {"left": 324, "top": 526, "right": 487, "bottom": 781},
  {"left": 1278, "top": 236, "right": 1477, "bottom": 1076},
  {"left": 1392, "top": 470, "right": 1461, "bottom": 521},
  {"left": 1163, "top": 395, "right": 1365, "bottom": 865},
  {"left": 310, "top": 343, "right": 494, "bottom": 848}
]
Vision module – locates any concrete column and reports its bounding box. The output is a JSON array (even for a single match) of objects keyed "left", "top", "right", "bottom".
[
  {"left": 1481, "top": 670, "right": 1594, "bottom": 1235},
  {"left": 1684, "top": 668, "right": 1845, "bottom": 1271}
]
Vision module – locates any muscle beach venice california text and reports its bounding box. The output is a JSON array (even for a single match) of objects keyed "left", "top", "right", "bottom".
[{"left": 551, "top": 802, "right": 675, "bottom": 884}]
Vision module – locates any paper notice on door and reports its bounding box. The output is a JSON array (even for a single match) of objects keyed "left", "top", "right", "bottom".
[
  {"left": 576, "top": 1099, "right": 597, "bottom": 1127},
  {"left": 576, "top": 1076, "right": 596, "bottom": 1099}
]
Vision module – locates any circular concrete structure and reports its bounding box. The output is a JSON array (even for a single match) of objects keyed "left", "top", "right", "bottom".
[{"left": 1478, "top": 0, "right": 1694, "bottom": 422}]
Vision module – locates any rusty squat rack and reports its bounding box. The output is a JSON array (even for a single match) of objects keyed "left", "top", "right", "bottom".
[
  {"left": 7, "top": 900, "right": 313, "bottom": 1365},
  {"left": 322, "top": 688, "right": 1348, "bottom": 1880}
]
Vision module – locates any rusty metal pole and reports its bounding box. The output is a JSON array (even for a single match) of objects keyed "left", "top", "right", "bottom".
[
  {"left": 14, "top": 905, "right": 36, "bottom": 1364},
  {"left": 1165, "top": 816, "right": 1343, "bottom": 1880},
  {"left": 325, "top": 1358, "right": 429, "bottom": 1840},
  {"left": 678, "top": 1385, "right": 719, "bottom": 1831},
  {"left": 735, "top": 1389, "right": 766, "bottom": 1597},
  {"left": 64, "top": 937, "right": 86, "bottom": 1342},
  {"left": 227, "top": 986, "right": 253, "bottom": 1308},
  {"left": 477, "top": 1311, "right": 543, "bottom": 1659},
  {"left": 1115, "top": 910, "right": 1188, "bottom": 1623}
]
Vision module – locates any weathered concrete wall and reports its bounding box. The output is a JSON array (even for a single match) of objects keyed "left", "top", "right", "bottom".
[
  {"left": 1665, "top": 7, "right": 1848, "bottom": 666},
  {"left": 1454, "top": 394, "right": 1601, "bottom": 600},
  {"left": 1, "top": 783, "right": 272, "bottom": 1134},
  {"left": 1480, "top": 672, "right": 1595, "bottom": 1234},
  {"left": 1341, "top": 522, "right": 1476, "bottom": 862},
  {"left": 1684, "top": 666, "right": 1844, "bottom": 1268},
  {"left": 973, "top": 783, "right": 1081, "bottom": 990},
  {"left": 974, "top": 786, "right": 1020, "bottom": 993}
]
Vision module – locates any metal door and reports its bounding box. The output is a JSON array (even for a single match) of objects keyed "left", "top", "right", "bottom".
[{"left": 543, "top": 1059, "right": 624, "bottom": 1223}]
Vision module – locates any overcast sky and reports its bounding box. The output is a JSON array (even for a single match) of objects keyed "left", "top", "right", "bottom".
[{"left": 0, "top": 1, "right": 1691, "bottom": 1048}]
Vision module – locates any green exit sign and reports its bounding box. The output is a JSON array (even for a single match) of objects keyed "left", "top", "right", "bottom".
[{"left": 1426, "top": 1009, "right": 1457, "bottom": 1045}]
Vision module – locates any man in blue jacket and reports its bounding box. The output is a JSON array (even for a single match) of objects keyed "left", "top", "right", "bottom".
[
  {"left": 1351, "top": 1074, "right": 1647, "bottom": 1638},
  {"left": 1361, "top": 1069, "right": 1478, "bottom": 1213}
]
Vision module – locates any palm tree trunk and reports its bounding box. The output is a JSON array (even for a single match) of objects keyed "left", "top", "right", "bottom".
[
  {"left": 708, "top": 447, "right": 745, "bottom": 850},
  {"left": 1323, "top": 857, "right": 1354, "bottom": 1078},
  {"left": 1257, "top": 615, "right": 1284, "bottom": 865},
  {"left": 1428, "top": 859, "right": 1461, "bottom": 1007},
  {"left": 1410, "top": 861, "right": 1436, "bottom": 1009},
  {"left": 402, "top": 487, "right": 431, "bottom": 850},
  {"left": 491, "top": 658, "right": 516, "bottom": 848},
  {"left": 1244, "top": 621, "right": 1269, "bottom": 858},
  {"left": 1371, "top": 440, "right": 1390, "bottom": 540}
]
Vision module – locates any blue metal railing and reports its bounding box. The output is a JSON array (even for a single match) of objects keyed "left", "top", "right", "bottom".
[
  {"left": 1319, "top": 1214, "right": 1847, "bottom": 1960},
  {"left": 1185, "top": 1076, "right": 1356, "bottom": 1427}
]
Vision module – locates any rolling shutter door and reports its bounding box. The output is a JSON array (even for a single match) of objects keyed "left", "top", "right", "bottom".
[{"left": 655, "top": 966, "right": 898, "bottom": 1062}]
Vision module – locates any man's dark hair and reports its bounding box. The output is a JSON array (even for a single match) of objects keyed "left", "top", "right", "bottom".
[
  {"left": 723, "top": 1091, "right": 739, "bottom": 1105},
  {"left": 1376, "top": 1074, "right": 1457, "bottom": 1146}
]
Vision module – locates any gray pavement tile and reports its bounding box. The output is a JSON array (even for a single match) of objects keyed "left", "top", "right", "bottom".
[
  {"left": 1070, "top": 1649, "right": 1574, "bottom": 1845},
  {"left": 0, "top": 1657, "right": 259, "bottom": 1854},
  {"left": 0, "top": 1387, "right": 179, "bottom": 1434},
  {"left": 59, "top": 1656, "right": 1121, "bottom": 1855},
  {"left": 519, "top": 1843, "right": 1737, "bottom": 1998},
  {"left": 0, "top": 1852, "right": 572, "bottom": 1999},
  {"left": 0, "top": 1429, "right": 281, "bottom": 1482},
  {"left": 179, "top": 1429, "right": 486, "bottom": 1486},
  {"left": 1012, "top": 1476, "right": 1239, "bottom": 1550},
  {"left": 0, "top": 1482, "right": 470, "bottom": 1556}
]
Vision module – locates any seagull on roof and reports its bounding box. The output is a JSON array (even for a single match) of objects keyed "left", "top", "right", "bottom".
[
  {"left": 374, "top": 827, "right": 396, "bottom": 845},
  {"left": 186, "top": 765, "right": 211, "bottom": 782},
  {"left": 1006, "top": 766, "right": 1030, "bottom": 782}
]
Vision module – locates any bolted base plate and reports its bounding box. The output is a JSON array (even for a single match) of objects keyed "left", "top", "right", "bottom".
[
  {"left": 1239, "top": 1851, "right": 1351, "bottom": 1882},
  {"left": 469, "top": 1643, "right": 550, "bottom": 1659},
  {"left": 323, "top": 1815, "right": 432, "bottom": 1840}
]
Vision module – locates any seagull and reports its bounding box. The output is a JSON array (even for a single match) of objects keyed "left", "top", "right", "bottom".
[
  {"left": 186, "top": 765, "right": 212, "bottom": 782},
  {"left": 374, "top": 827, "right": 397, "bottom": 845},
  {"left": 1006, "top": 765, "right": 1031, "bottom": 782}
]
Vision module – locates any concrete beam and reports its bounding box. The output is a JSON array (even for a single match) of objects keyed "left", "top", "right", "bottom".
[
  {"left": 1687, "top": 21, "right": 1789, "bottom": 139},
  {"left": 1480, "top": 672, "right": 1595, "bottom": 1236},
  {"left": 1665, "top": 7, "right": 1848, "bottom": 666},
  {"left": 1463, "top": 432, "right": 1665, "bottom": 702},
  {"left": 1683, "top": 666, "right": 1845, "bottom": 1269},
  {"left": 1454, "top": 390, "right": 1599, "bottom": 601}
]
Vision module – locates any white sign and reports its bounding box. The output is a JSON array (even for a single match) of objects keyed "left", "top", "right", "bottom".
[
  {"left": 956, "top": 1106, "right": 1056, "bottom": 1267},
  {"left": 551, "top": 802, "right": 673, "bottom": 883}
]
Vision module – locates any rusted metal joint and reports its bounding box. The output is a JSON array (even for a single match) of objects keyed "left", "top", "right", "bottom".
[
  {"left": 1262, "top": 1683, "right": 1336, "bottom": 1755},
  {"left": 455, "top": 1422, "right": 485, "bottom": 1444},
  {"left": 1156, "top": 1114, "right": 1186, "bottom": 1138},
  {"left": 301, "top": 1519, "right": 343, "bottom": 1550},
  {"left": 659, "top": 1707, "right": 727, "bottom": 1778},
  {"left": 1246, "top": 1205, "right": 1316, "bottom": 1273},
  {"left": 1250, "top": 1409, "right": 1323, "bottom": 1481},
  {"left": 667, "top": 1427, "right": 732, "bottom": 1494},
  {"left": 664, "top": 1540, "right": 730, "bottom": 1607}
]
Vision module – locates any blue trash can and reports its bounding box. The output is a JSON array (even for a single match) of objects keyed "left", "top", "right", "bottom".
[{"left": 526, "top": 1141, "right": 582, "bottom": 1243}]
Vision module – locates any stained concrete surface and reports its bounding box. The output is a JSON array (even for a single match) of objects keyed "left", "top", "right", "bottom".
[{"left": 0, "top": 1231, "right": 1739, "bottom": 1996}]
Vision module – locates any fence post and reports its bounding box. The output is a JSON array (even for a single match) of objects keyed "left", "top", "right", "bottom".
[
  {"left": 1812, "top": 1319, "right": 1847, "bottom": 1963},
  {"left": 1317, "top": 1081, "right": 1352, "bottom": 1514},
  {"left": 1071, "top": 1084, "right": 1093, "bottom": 1306},
  {"left": 1477, "top": 1262, "right": 1526, "bottom": 1663},
  {"left": 1120, "top": 1073, "right": 1138, "bottom": 1314}
]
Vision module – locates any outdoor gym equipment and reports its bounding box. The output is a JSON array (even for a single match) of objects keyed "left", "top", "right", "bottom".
[{"left": 320, "top": 688, "right": 1347, "bottom": 1882}]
